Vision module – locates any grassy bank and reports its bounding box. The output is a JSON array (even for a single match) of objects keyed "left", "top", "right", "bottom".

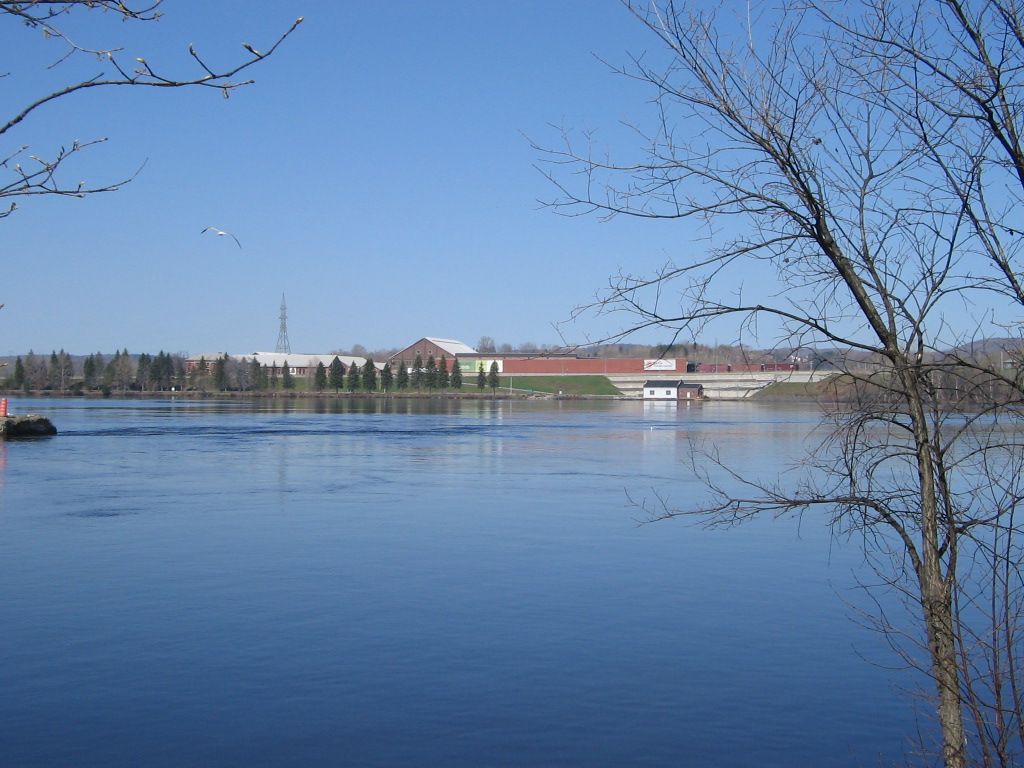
[
  {"left": 755, "top": 373, "right": 887, "bottom": 402},
  {"left": 497, "top": 375, "right": 622, "bottom": 396},
  {"left": 755, "top": 380, "right": 827, "bottom": 398}
]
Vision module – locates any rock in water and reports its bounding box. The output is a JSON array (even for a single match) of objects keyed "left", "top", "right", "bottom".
[{"left": 0, "top": 415, "right": 57, "bottom": 437}]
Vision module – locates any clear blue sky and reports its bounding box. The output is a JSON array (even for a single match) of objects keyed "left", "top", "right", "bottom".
[{"left": 2, "top": 0, "right": 704, "bottom": 358}]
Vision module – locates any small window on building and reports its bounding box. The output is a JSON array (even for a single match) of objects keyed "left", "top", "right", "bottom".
[
  {"left": 665, "top": 390, "right": 672, "bottom": 395},
  {"left": 648, "top": 389, "right": 655, "bottom": 395}
]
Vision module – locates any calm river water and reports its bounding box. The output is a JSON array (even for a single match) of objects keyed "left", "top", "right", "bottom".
[{"left": 1, "top": 397, "right": 922, "bottom": 767}]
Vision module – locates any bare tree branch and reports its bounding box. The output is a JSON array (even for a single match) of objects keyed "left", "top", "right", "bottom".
[
  {"left": 0, "top": 1, "right": 302, "bottom": 213},
  {"left": 540, "top": 2, "right": 1024, "bottom": 765}
]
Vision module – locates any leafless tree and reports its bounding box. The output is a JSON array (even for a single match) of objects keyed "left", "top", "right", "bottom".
[
  {"left": 22, "top": 349, "right": 45, "bottom": 390},
  {"left": 104, "top": 349, "right": 133, "bottom": 394},
  {"left": 0, "top": 1, "right": 302, "bottom": 217},
  {"left": 537, "top": 1, "right": 1024, "bottom": 765}
]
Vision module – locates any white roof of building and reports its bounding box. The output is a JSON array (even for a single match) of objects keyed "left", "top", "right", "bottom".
[
  {"left": 424, "top": 337, "right": 478, "bottom": 356},
  {"left": 247, "top": 353, "right": 372, "bottom": 368}
]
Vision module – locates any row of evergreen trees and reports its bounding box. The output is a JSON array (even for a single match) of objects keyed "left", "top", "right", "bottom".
[
  {"left": 3, "top": 349, "right": 506, "bottom": 394},
  {"left": 186, "top": 355, "right": 386, "bottom": 392},
  {"left": 188, "top": 353, "right": 502, "bottom": 393},
  {"left": 390, "top": 354, "right": 501, "bottom": 392}
]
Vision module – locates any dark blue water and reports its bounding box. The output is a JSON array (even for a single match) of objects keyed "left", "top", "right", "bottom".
[{"left": 1, "top": 398, "right": 920, "bottom": 767}]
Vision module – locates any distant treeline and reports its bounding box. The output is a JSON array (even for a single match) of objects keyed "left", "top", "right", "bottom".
[
  {"left": 2, "top": 350, "right": 187, "bottom": 394},
  {"left": 1, "top": 350, "right": 505, "bottom": 395}
]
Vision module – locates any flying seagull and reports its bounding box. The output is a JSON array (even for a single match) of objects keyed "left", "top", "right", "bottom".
[{"left": 201, "top": 226, "right": 241, "bottom": 249}]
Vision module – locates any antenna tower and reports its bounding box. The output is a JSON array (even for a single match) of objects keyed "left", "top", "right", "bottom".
[{"left": 275, "top": 293, "right": 292, "bottom": 354}]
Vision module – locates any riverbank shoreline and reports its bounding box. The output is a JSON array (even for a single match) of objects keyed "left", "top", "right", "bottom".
[{"left": 0, "top": 388, "right": 573, "bottom": 401}]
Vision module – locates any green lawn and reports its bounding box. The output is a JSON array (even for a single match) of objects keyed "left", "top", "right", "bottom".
[
  {"left": 498, "top": 375, "right": 622, "bottom": 396},
  {"left": 755, "top": 380, "right": 822, "bottom": 397},
  {"left": 755, "top": 376, "right": 844, "bottom": 398}
]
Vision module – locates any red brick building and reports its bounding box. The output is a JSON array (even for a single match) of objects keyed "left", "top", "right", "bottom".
[
  {"left": 502, "top": 357, "right": 688, "bottom": 375},
  {"left": 389, "top": 337, "right": 688, "bottom": 375},
  {"left": 389, "top": 338, "right": 479, "bottom": 364}
]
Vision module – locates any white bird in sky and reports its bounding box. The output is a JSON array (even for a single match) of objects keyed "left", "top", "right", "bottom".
[{"left": 201, "top": 226, "right": 241, "bottom": 249}]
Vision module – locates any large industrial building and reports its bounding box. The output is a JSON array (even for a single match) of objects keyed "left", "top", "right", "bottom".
[
  {"left": 185, "top": 337, "right": 816, "bottom": 397},
  {"left": 387, "top": 337, "right": 690, "bottom": 376},
  {"left": 387, "top": 337, "right": 823, "bottom": 398}
]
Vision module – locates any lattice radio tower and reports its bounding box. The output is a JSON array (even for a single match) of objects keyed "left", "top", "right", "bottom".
[{"left": 275, "top": 293, "right": 292, "bottom": 354}]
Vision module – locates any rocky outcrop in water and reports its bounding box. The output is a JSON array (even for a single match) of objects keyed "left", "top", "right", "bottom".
[{"left": 0, "top": 415, "right": 57, "bottom": 437}]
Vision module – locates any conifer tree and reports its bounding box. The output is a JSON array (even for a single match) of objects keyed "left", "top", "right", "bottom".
[
  {"left": 22, "top": 350, "right": 36, "bottom": 392},
  {"left": 361, "top": 358, "right": 377, "bottom": 392},
  {"left": 120, "top": 349, "right": 133, "bottom": 389},
  {"left": 328, "top": 356, "right": 345, "bottom": 392},
  {"left": 82, "top": 354, "right": 97, "bottom": 390},
  {"left": 488, "top": 361, "right": 499, "bottom": 392},
  {"left": 148, "top": 352, "right": 162, "bottom": 391},
  {"left": 48, "top": 351, "right": 59, "bottom": 390},
  {"left": 380, "top": 361, "right": 393, "bottom": 391},
  {"left": 437, "top": 356, "right": 449, "bottom": 389},
  {"left": 12, "top": 356, "right": 24, "bottom": 389},
  {"left": 213, "top": 354, "right": 228, "bottom": 391},
  {"left": 249, "top": 359, "right": 264, "bottom": 391},
  {"left": 103, "top": 350, "right": 118, "bottom": 389},
  {"left": 425, "top": 355, "right": 437, "bottom": 390},
  {"left": 314, "top": 361, "right": 328, "bottom": 392},
  {"left": 155, "top": 352, "right": 174, "bottom": 391},
  {"left": 136, "top": 353, "right": 152, "bottom": 391},
  {"left": 411, "top": 354, "right": 424, "bottom": 389},
  {"left": 450, "top": 358, "right": 463, "bottom": 389},
  {"left": 281, "top": 360, "right": 295, "bottom": 390},
  {"left": 360, "top": 358, "right": 376, "bottom": 391},
  {"left": 248, "top": 359, "right": 266, "bottom": 391},
  {"left": 57, "top": 351, "right": 72, "bottom": 391},
  {"left": 396, "top": 360, "right": 409, "bottom": 390},
  {"left": 476, "top": 363, "right": 486, "bottom": 390},
  {"left": 346, "top": 359, "right": 361, "bottom": 391}
]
